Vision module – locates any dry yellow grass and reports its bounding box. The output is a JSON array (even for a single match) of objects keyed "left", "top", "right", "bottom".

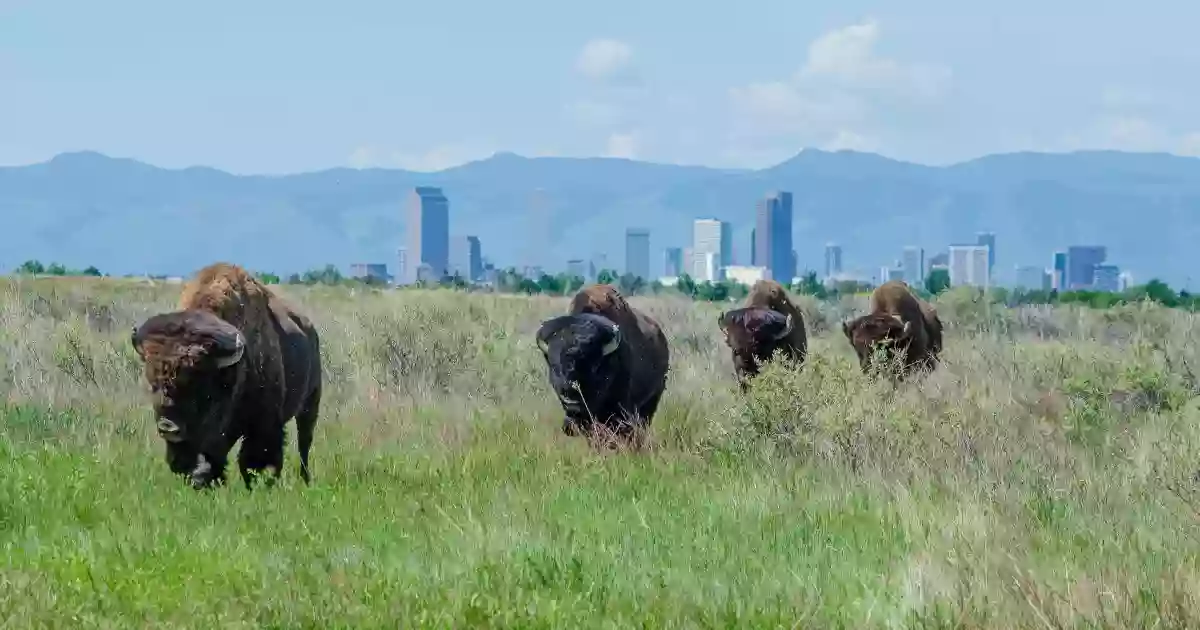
[{"left": 2, "top": 276, "right": 1199, "bottom": 627}]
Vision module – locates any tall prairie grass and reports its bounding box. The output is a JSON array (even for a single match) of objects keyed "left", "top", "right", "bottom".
[{"left": 2, "top": 276, "right": 1199, "bottom": 627}]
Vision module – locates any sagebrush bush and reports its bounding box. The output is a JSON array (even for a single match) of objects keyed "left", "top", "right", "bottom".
[{"left": 1, "top": 276, "right": 1199, "bottom": 627}]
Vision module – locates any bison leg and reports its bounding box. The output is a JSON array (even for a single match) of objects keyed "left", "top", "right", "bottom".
[
  {"left": 238, "top": 423, "right": 285, "bottom": 489},
  {"left": 295, "top": 385, "right": 321, "bottom": 484},
  {"left": 637, "top": 389, "right": 663, "bottom": 424}
]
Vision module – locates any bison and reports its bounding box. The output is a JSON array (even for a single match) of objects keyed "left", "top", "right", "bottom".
[
  {"left": 718, "top": 279, "right": 807, "bottom": 390},
  {"left": 536, "top": 284, "right": 670, "bottom": 445},
  {"left": 131, "top": 262, "right": 323, "bottom": 489},
  {"left": 841, "top": 280, "right": 942, "bottom": 378}
]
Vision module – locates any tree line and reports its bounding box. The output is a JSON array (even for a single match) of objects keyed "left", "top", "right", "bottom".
[{"left": 11, "top": 258, "right": 1198, "bottom": 311}]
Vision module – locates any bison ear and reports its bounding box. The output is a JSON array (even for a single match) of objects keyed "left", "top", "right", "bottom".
[{"left": 130, "top": 325, "right": 142, "bottom": 357}]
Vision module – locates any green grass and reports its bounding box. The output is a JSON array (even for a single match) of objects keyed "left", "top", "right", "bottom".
[{"left": 2, "top": 277, "right": 1200, "bottom": 627}]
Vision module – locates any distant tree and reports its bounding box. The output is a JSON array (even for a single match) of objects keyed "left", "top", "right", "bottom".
[
  {"left": 81, "top": 266, "right": 102, "bottom": 277},
  {"left": 46, "top": 263, "right": 68, "bottom": 276},
  {"left": 794, "top": 271, "right": 827, "bottom": 298},
  {"left": 675, "top": 273, "right": 698, "bottom": 298},
  {"left": 564, "top": 275, "right": 586, "bottom": 294},
  {"left": 617, "top": 273, "right": 646, "bottom": 295},
  {"left": 441, "top": 272, "right": 469, "bottom": 290},
  {"left": 536, "top": 273, "right": 563, "bottom": 294},
  {"left": 16, "top": 260, "right": 45, "bottom": 275},
  {"left": 255, "top": 272, "right": 281, "bottom": 284},
  {"left": 925, "top": 268, "right": 951, "bottom": 294},
  {"left": 596, "top": 269, "right": 619, "bottom": 285}
]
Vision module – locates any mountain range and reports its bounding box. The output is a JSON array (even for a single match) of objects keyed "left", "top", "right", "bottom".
[{"left": 1, "top": 148, "right": 1198, "bottom": 288}]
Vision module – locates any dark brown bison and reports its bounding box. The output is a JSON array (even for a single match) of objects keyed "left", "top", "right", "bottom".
[
  {"left": 536, "top": 284, "right": 670, "bottom": 444},
  {"left": 718, "top": 279, "right": 807, "bottom": 390},
  {"left": 131, "top": 262, "right": 322, "bottom": 489},
  {"left": 841, "top": 280, "right": 941, "bottom": 378}
]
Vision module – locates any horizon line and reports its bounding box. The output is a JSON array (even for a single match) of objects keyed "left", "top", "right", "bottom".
[{"left": 1, "top": 146, "right": 1195, "bottom": 179}]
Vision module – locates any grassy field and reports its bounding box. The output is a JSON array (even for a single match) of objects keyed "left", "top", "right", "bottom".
[{"left": 2, "top": 277, "right": 1200, "bottom": 628}]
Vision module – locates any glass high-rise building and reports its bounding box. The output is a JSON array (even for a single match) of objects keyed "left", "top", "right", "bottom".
[
  {"left": 755, "top": 191, "right": 794, "bottom": 282},
  {"left": 407, "top": 187, "right": 450, "bottom": 283}
]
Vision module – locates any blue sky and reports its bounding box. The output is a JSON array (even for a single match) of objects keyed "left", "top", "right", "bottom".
[{"left": 3, "top": 1, "right": 1197, "bottom": 174}]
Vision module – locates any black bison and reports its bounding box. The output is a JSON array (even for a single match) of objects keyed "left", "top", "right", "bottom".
[
  {"left": 536, "top": 284, "right": 670, "bottom": 444},
  {"left": 841, "top": 279, "right": 943, "bottom": 378},
  {"left": 131, "top": 262, "right": 323, "bottom": 489},
  {"left": 718, "top": 279, "right": 807, "bottom": 390}
]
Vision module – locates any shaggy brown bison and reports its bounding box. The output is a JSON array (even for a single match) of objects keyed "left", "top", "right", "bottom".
[
  {"left": 536, "top": 284, "right": 670, "bottom": 444},
  {"left": 131, "top": 262, "right": 322, "bottom": 489},
  {"left": 718, "top": 279, "right": 807, "bottom": 390},
  {"left": 841, "top": 280, "right": 942, "bottom": 378}
]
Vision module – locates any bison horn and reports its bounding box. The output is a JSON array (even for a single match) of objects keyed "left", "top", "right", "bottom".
[
  {"left": 774, "top": 313, "right": 794, "bottom": 340},
  {"left": 212, "top": 331, "right": 246, "bottom": 369},
  {"left": 536, "top": 336, "right": 549, "bottom": 353},
  {"left": 601, "top": 325, "right": 621, "bottom": 356},
  {"left": 156, "top": 418, "right": 184, "bottom": 442}
]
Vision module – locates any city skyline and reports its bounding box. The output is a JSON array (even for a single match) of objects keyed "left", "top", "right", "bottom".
[{"left": 379, "top": 184, "right": 1127, "bottom": 294}]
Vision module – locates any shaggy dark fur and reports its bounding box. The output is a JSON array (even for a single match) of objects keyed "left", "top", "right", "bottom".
[
  {"left": 842, "top": 280, "right": 938, "bottom": 378},
  {"left": 539, "top": 284, "right": 670, "bottom": 443},
  {"left": 719, "top": 280, "right": 808, "bottom": 390},
  {"left": 132, "top": 262, "right": 322, "bottom": 489}
]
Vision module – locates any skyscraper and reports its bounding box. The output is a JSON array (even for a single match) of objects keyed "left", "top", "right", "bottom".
[
  {"left": 692, "top": 219, "right": 729, "bottom": 281},
  {"left": 720, "top": 222, "right": 733, "bottom": 268},
  {"left": 1015, "top": 265, "right": 1051, "bottom": 291},
  {"left": 1052, "top": 251, "right": 1067, "bottom": 290},
  {"left": 1093, "top": 264, "right": 1121, "bottom": 292},
  {"left": 663, "top": 247, "right": 684, "bottom": 277},
  {"left": 407, "top": 187, "right": 450, "bottom": 283},
  {"left": 948, "top": 244, "right": 990, "bottom": 288},
  {"left": 395, "top": 247, "right": 409, "bottom": 286},
  {"left": 1066, "top": 245, "right": 1107, "bottom": 289},
  {"left": 976, "top": 232, "right": 996, "bottom": 275},
  {"left": 755, "top": 191, "right": 794, "bottom": 282},
  {"left": 750, "top": 229, "right": 757, "bottom": 266},
  {"left": 449, "top": 235, "right": 482, "bottom": 281},
  {"left": 824, "top": 243, "right": 843, "bottom": 279},
  {"left": 625, "top": 228, "right": 651, "bottom": 279},
  {"left": 902, "top": 246, "right": 925, "bottom": 286},
  {"left": 566, "top": 259, "right": 586, "bottom": 279}
]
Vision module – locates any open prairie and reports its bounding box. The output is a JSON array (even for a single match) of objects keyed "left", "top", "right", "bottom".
[{"left": 2, "top": 277, "right": 1200, "bottom": 628}]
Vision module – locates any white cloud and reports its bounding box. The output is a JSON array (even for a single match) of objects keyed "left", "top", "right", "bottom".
[
  {"left": 603, "top": 132, "right": 640, "bottom": 159},
  {"left": 823, "top": 130, "right": 879, "bottom": 153},
  {"left": 347, "top": 144, "right": 494, "bottom": 172},
  {"left": 1179, "top": 133, "right": 1200, "bottom": 157},
  {"left": 799, "top": 20, "right": 950, "bottom": 100},
  {"left": 726, "top": 19, "right": 949, "bottom": 161},
  {"left": 1098, "top": 116, "right": 1171, "bottom": 151},
  {"left": 576, "top": 38, "right": 635, "bottom": 83}
]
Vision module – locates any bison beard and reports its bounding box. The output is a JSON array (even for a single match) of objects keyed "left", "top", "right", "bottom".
[{"left": 536, "top": 313, "right": 652, "bottom": 442}]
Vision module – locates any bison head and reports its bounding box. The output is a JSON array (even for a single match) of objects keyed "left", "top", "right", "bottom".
[
  {"left": 131, "top": 309, "right": 246, "bottom": 488},
  {"left": 842, "top": 313, "right": 912, "bottom": 374},
  {"left": 718, "top": 307, "right": 794, "bottom": 388},
  {"left": 535, "top": 313, "right": 623, "bottom": 435}
]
